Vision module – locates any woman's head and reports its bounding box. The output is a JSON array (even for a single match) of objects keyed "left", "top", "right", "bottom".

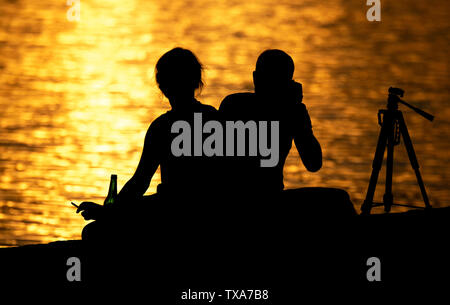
[{"left": 155, "top": 48, "right": 204, "bottom": 101}]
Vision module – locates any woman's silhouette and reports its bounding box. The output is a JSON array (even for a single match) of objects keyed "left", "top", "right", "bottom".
[{"left": 77, "top": 48, "right": 218, "bottom": 231}]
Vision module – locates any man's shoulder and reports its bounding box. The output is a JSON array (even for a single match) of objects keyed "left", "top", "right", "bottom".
[
  {"left": 219, "top": 92, "right": 255, "bottom": 111},
  {"left": 197, "top": 102, "right": 218, "bottom": 114},
  {"left": 221, "top": 92, "right": 255, "bottom": 104}
]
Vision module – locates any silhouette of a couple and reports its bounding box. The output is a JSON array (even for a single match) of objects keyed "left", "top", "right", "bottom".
[{"left": 79, "top": 47, "right": 356, "bottom": 242}]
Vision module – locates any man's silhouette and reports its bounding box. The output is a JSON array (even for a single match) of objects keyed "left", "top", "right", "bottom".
[{"left": 220, "top": 49, "right": 356, "bottom": 215}]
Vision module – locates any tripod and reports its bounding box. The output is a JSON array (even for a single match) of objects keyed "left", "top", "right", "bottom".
[{"left": 360, "top": 87, "right": 434, "bottom": 215}]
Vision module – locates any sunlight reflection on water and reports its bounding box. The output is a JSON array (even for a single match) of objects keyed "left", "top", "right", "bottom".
[{"left": 0, "top": 0, "right": 449, "bottom": 246}]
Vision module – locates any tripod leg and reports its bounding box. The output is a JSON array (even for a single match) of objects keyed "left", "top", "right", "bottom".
[
  {"left": 383, "top": 118, "right": 395, "bottom": 213},
  {"left": 397, "top": 113, "right": 432, "bottom": 209},
  {"left": 361, "top": 113, "right": 391, "bottom": 215}
]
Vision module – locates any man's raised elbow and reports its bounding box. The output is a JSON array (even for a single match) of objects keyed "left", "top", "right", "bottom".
[{"left": 306, "top": 160, "right": 322, "bottom": 172}]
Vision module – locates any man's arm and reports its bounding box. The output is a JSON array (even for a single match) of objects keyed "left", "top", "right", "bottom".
[{"left": 293, "top": 104, "right": 322, "bottom": 172}]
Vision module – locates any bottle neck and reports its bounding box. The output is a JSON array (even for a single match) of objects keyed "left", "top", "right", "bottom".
[{"left": 104, "top": 175, "right": 117, "bottom": 205}]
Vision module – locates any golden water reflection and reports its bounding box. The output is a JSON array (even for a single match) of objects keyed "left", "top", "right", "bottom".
[{"left": 0, "top": 0, "right": 449, "bottom": 246}]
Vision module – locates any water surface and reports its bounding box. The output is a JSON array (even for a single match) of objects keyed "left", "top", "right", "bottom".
[{"left": 0, "top": 0, "right": 449, "bottom": 246}]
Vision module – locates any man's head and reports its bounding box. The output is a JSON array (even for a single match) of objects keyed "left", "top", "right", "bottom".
[{"left": 253, "top": 49, "right": 295, "bottom": 97}]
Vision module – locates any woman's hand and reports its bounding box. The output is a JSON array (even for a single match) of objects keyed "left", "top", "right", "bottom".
[{"left": 76, "top": 201, "right": 104, "bottom": 220}]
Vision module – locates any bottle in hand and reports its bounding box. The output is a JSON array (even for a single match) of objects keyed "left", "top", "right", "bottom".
[{"left": 104, "top": 174, "right": 117, "bottom": 206}]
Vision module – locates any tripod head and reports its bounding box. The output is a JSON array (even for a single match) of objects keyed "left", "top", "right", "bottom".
[{"left": 387, "top": 87, "right": 434, "bottom": 122}]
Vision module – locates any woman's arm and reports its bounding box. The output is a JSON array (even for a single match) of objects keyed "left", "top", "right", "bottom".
[
  {"left": 116, "top": 122, "right": 161, "bottom": 205},
  {"left": 77, "top": 122, "right": 162, "bottom": 220}
]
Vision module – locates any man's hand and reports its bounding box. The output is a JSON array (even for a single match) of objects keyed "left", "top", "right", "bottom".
[
  {"left": 76, "top": 201, "right": 104, "bottom": 220},
  {"left": 288, "top": 81, "right": 303, "bottom": 104}
]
